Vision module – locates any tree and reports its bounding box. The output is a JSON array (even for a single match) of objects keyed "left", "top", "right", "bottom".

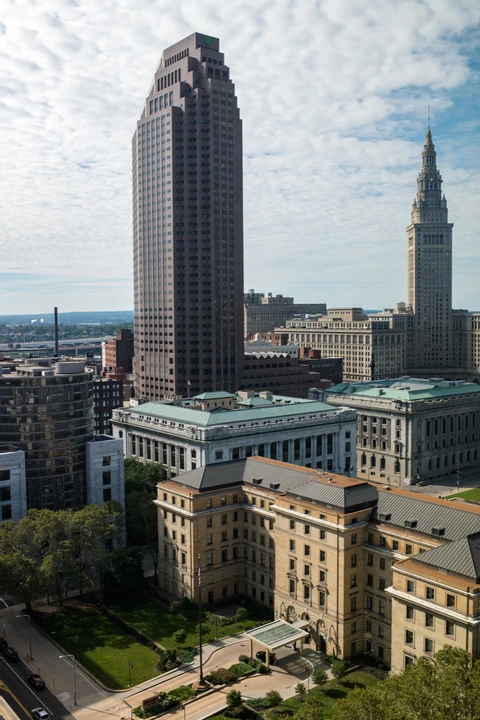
[
  {"left": 266, "top": 690, "right": 282, "bottom": 707},
  {"left": 295, "top": 683, "right": 306, "bottom": 695},
  {"left": 331, "top": 659, "right": 348, "bottom": 682},
  {"left": 331, "top": 646, "right": 480, "bottom": 720},
  {"left": 226, "top": 690, "right": 242, "bottom": 708},
  {"left": 103, "top": 546, "right": 144, "bottom": 600},
  {"left": 295, "top": 696, "right": 325, "bottom": 720},
  {"left": 124, "top": 459, "right": 167, "bottom": 495},
  {"left": 173, "top": 629, "right": 187, "bottom": 644},
  {"left": 312, "top": 669, "right": 328, "bottom": 687}
]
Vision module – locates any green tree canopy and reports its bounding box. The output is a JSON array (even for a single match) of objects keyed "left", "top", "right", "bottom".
[
  {"left": 331, "top": 646, "right": 480, "bottom": 720},
  {"left": 124, "top": 459, "right": 166, "bottom": 494}
]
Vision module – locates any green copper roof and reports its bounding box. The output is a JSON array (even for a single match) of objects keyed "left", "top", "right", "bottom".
[
  {"left": 325, "top": 377, "right": 480, "bottom": 401},
  {"left": 193, "top": 391, "right": 237, "bottom": 400},
  {"left": 128, "top": 393, "right": 339, "bottom": 427}
]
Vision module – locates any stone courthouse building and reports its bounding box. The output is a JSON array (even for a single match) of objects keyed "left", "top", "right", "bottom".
[{"left": 156, "top": 457, "right": 480, "bottom": 670}]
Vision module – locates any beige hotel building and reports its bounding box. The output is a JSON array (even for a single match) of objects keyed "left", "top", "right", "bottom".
[{"left": 156, "top": 457, "right": 480, "bottom": 671}]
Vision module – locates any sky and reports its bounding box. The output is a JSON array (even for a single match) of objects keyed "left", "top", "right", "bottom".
[{"left": 1, "top": 0, "right": 480, "bottom": 315}]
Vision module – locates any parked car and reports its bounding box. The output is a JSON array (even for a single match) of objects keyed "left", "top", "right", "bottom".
[
  {"left": 255, "top": 650, "right": 277, "bottom": 664},
  {"left": 3, "top": 646, "right": 19, "bottom": 662},
  {"left": 0, "top": 637, "right": 8, "bottom": 650},
  {"left": 31, "top": 709, "right": 49, "bottom": 720},
  {"left": 27, "top": 675, "right": 46, "bottom": 690}
]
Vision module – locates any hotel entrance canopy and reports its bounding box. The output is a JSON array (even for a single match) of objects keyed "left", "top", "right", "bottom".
[{"left": 245, "top": 619, "right": 309, "bottom": 667}]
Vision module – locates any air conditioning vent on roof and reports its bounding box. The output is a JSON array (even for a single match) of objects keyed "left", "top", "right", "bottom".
[
  {"left": 405, "top": 519, "right": 417, "bottom": 529},
  {"left": 432, "top": 527, "right": 446, "bottom": 536}
]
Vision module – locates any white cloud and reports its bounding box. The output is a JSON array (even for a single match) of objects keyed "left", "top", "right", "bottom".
[{"left": 0, "top": 0, "right": 479, "bottom": 313}]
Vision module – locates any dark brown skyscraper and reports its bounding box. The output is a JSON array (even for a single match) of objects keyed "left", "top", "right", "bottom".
[{"left": 133, "top": 33, "right": 243, "bottom": 401}]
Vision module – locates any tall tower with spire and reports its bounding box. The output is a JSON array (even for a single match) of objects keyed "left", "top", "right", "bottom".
[{"left": 407, "top": 129, "right": 453, "bottom": 369}]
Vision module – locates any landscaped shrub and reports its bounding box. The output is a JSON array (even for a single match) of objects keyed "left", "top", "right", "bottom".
[
  {"left": 233, "top": 607, "right": 249, "bottom": 623},
  {"left": 312, "top": 669, "right": 328, "bottom": 686},
  {"left": 229, "top": 662, "right": 255, "bottom": 678},
  {"left": 133, "top": 691, "right": 179, "bottom": 718},
  {"left": 247, "top": 657, "right": 258, "bottom": 668},
  {"left": 168, "top": 685, "right": 195, "bottom": 702},
  {"left": 169, "top": 601, "right": 182, "bottom": 615},
  {"left": 173, "top": 629, "right": 187, "bottom": 644},
  {"left": 157, "top": 648, "right": 180, "bottom": 672},
  {"left": 205, "top": 667, "right": 237, "bottom": 685},
  {"left": 245, "top": 698, "right": 270, "bottom": 710},
  {"left": 226, "top": 690, "right": 242, "bottom": 707},
  {"left": 265, "top": 690, "right": 282, "bottom": 708},
  {"left": 238, "top": 654, "right": 250, "bottom": 663},
  {"left": 257, "top": 662, "right": 270, "bottom": 674},
  {"left": 177, "top": 647, "right": 196, "bottom": 663},
  {"left": 295, "top": 683, "right": 306, "bottom": 695},
  {"left": 331, "top": 658, "right": 348, "bottom": 681}
]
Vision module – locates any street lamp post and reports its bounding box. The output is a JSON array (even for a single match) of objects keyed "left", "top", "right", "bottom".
[
  {"left": 16, "top": 614, "right": 32, "bottom": 661},
  {"left": 59, "top": 654, "right": 77, "bottom": 705},
  {"left": 128, "top": 660, "right": 133, "bottom": 687}
]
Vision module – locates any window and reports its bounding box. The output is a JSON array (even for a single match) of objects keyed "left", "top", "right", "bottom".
[
  {"left": 207, "top": 552, "right": 213, "bottom": 566},
  {"left": 404, "top": 655, "right": 414, "bottom": 668},
  {"left": 319, "top": 591, "right": 326, "bottom": 606},
  {"left": 426, "top": 587, "right": 435, "bottom": 600},
  {"left": 319, "top": 570, "right": 326, "bottom": 582},
  {"left": 350, "top": 596, "right": 357, "bottom": 612},
  {"left": 367, "top": 553, "right": 373, "bottom": 566},
  {"left": 351, "top": 533, "right": 357, "bottom": 545},
  {"left": 290, "top": 540, "right": 295, "bottom": 551},
  {"left": 407, "top": 580, "right": 415, "bottom": 593},
  {"left": 289, "top": 559, "right": 295, "bottom": 570},
  {"left": 406, "top": 605, "right": 414, "bottom": 620},
  {"left": 289, "top": 579, "right": 295, "bottom": 594},
  {"left": 221, "top": 549, "right": 228, "bottom": 562},
  {"left": 425, "top": 612, "right": 434, "bottom": 627},
  {"left": 304, "top": 564, "right": 310, "bottom": 576},
  {"left": 393, "top": 540, "right": 399, "bottom": 550},
  {"left": 405, "top": 630, "right": 414, "bottom": 645},
  {"left": 378, "top": 599, "right": 386, "bottom": 616},
  {"left": 290, "top": 520, "right": 296, "bottom": 530},
  {"left": 304, "top": 524, "right": 310, "bottom": 535},
  {"left": 102, "top": 471, "right": 111, "bottom": 485},
  {"left": 320, "top": 529, "right": 326, "bottom": 540},
  {"left": 320, "top": 550, "right": 326, "bottom": 562},
  {"left": 304, "top": 585, "right": 310, "bottom": 600},
  {"left": 221, "top": 514, "right": 227, "bottom": 525},
  {"left": 215, "top": 450, "right": 223, "bottom": 460},
  {"left": 446, "top": 620, "right": 455, "bottom": 637},
  {"left": 405, "top": 544, "right": 412, "bottom": 555},
  {"left": 379, "top": 578, "right": 386, "bottom": 591},
  {"left": 351, "top": 621, "right": 357, "bottom": 634},
  {"left": 103, "top": 488, "right": 112, "bottom": 502},
  {"left": 367, "top": 574, "right": 373, "bottom": 587},
  {"left": 304, "top": 545, "right": 310, "bottom": 556},
  {"left": 424, "top": 638, "right": 433, "bottom": 654},
  {"left": 446, "top": 594, "right": 455, "bottom": 608},
  {"left": 0, "top": 470, "right": 11, "bottom": 482},
  {"left": 351, "top": 574, "right": 357, "bottom": 587},
  {"left": 102, "top": 455, "right": 111, "bottom": 466},
  {"left": 379, "top": 557, "right": 386, "bottom": 570},
  {"left": 351, "top": 554, "right": 357, "bottom": 567}
]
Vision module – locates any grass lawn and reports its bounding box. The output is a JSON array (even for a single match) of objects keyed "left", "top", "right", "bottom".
[
  {"left": 445, "top": 488, "right": 480, "bottom": 503},
  {"left": 38, "top": 606, "right": 161, "bottom": 689},
  {"left": 109, "top": 597, "right": 260, "bottom": 649},
  {"left": 268, "top": 671, "right": 381, "bottom": 719}
]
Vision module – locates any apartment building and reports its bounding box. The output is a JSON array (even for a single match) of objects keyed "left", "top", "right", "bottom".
[
  {"left": 112, "top": 390, "right": 356, "bottom": 476},
  {"left": 157, "top": 457, "right": 480, "bottom": 668},
  {"left": 313, "top": 377, "right": 480, "bottom": 486}
]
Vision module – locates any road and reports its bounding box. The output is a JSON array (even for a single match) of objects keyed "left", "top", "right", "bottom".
[{"left": 0, "top": 656, "right": 76, "bottom": 720}]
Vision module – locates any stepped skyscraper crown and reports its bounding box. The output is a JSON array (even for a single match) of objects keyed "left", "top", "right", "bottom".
[
  {"left": 407, "top": 129, "right": 453, "bottom": 370},
  {"left": 132, "top": 33, "right": 244, "bottom": 401}
]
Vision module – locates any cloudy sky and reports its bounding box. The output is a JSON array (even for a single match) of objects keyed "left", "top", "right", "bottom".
[{"left": 1, "top": 0, "right": 479, "bottom": 314}]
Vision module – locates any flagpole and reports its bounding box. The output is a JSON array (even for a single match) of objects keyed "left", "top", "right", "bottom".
[{"left": 198, "top": 553, "right": 204, "bottom": 684}]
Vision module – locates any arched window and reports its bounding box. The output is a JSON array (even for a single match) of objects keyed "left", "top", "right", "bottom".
[
  {"left": 361, "top": 453, "right": 366, "bottom": 466},
  {"left": 394, "top": 460, "right": 400, "bottom": 473},
  {"left": 380, "top": 457, "right": 386, "bottom": 470},
  {"left": 371, "top": 455, "right": 376, "bottom": 468}
]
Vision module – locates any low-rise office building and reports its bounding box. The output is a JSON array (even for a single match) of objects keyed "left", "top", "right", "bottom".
[
  {"left": 111, "top": 390, "right": 357, "bottom": 477},
  {"left": 156, "top": 457, "right": 480, "bottom": 668},
  {"left": 278, "top": 310, "right": 407, "bottom": 382},
  {"left": 312, "top": 377, "right": 480, "bottom": 486}
]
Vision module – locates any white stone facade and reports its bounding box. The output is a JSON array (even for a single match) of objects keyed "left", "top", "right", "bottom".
[
  {"left": 111, "top": 394, "right": 357, "bottom": 477},
  {"left": 86, "top": 435, "right": 125, "bottom": 509}
]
